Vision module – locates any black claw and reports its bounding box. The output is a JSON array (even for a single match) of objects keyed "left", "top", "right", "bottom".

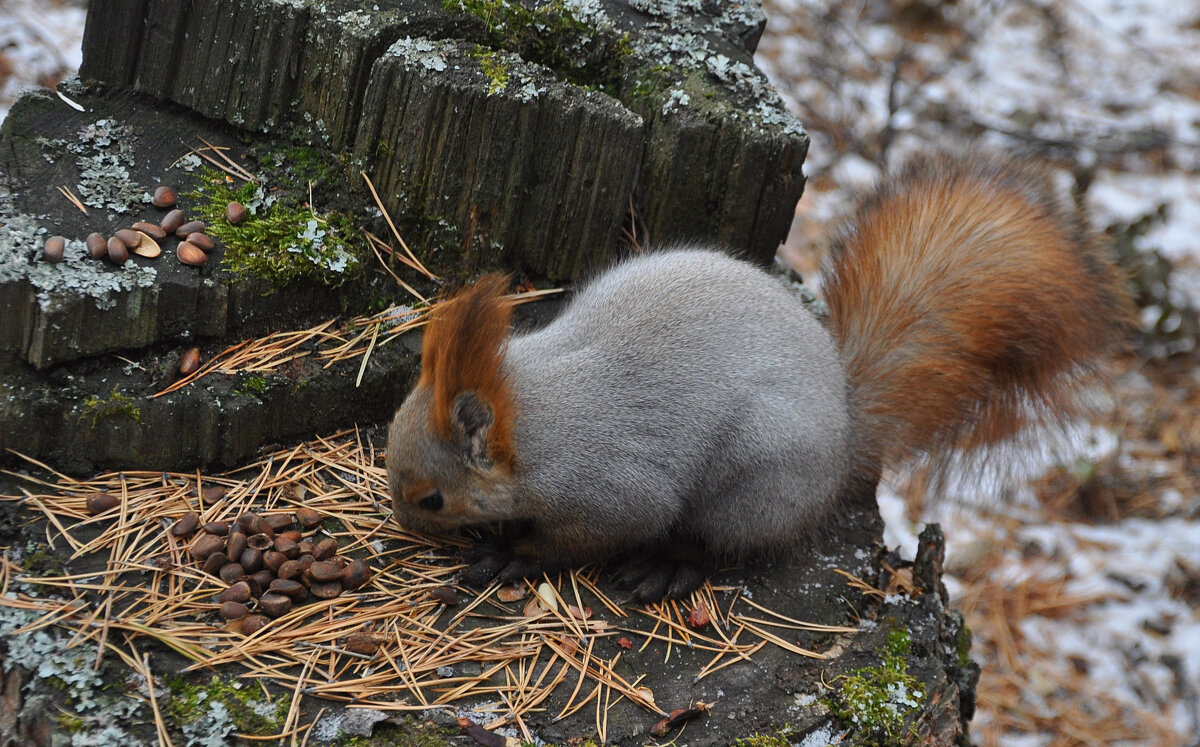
[
  {"left": 664, "top": 563, "right": 705, "bottom": 599},
  {"left": 617, "top": 550, "right": 710, "bottom": 603},
  {"left": 498, "top": 557, "right": 541, "bottom": 583},
  {"left": 614, "top": 555, "right": 658, "bottom": 587},
  {"left": 632, "top": 565, "right": 673, "bottom": 603},
  {"left": 462, "top": 552, "right": 507, "bottom": 587}
]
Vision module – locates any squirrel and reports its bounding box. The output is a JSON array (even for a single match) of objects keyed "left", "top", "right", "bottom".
[{"left": 385, "top": 153, "right": 1127, "bottom": 601}]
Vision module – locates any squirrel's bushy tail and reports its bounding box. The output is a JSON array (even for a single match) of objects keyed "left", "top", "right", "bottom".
[{"left": 823, "top": 154, "right": 1128, "bottom": 476}]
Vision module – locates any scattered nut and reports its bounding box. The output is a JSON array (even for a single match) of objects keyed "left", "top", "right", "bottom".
[
  {"left": 179, "top": 347, "right": 201, "bottom": 376},
  {"left": 43, "top": 235, "right": 65, "bottom": 263},
  {"left": 86, "top": 232, "right": 107, "bottom": 259},
  {"left": 107, "top": 236, "right": 129, "bottom": 265},
  {"left": 309, "top": 581, "right": 342, "bottom": 599},
  {"left": 295, "top": 507, "right": 321, "bottom": 528},
  {"left": 263, "top": 550, "right": 288, "bottom": 573},
  {"left": 202, "top": 552, "right": 228, "bottom": 576},
  {"left": 152, "top": 186, "right": 177, "bottom": 208},
  {"left": 131, "top": 221, "right": 167, "bottom": 240},
  {"left": 186, "top": 232, "right": 215, "bottom": 252},
  {"left": 247, "top": 533, "right": 274, "bottom": 552},
  {"left": 218, "top": 581, "right": 252, "bottom": 604},
  {"left": 177, "top": 241, "right": 206, "bottom": 267},
  {"left": 86, "top": 493, "right": 120, "bottom": 514},
  {"left": 687, "top": 603, "right": 710, "bottom": 630},
  {"left": 114, "top": 229, "right": 141, "bottom": 248},
  {"left": 342, "top": 558, "right": 372, "bottom": 590},
  {"left": 240, "top": 614, "right": 270, "bottom": 634},
  {"left": 239, "top": 547, "right": 264, "bottom": 574},
  {"left": 278, "top": 530, "right": 302, "bottom": 543},
  {"left": 201, "top": 521, "right": 228, "bottom": 536},
  {"left": 238, "top": 513, "right": 268, "bottom": 535},
  {"left": 313, "top": 538, "right": 338, "bottom": 561},
  {"left": 171, "top": 512, "right": 200, "bottom": 536},
  {"left": 343, "top": 632, "right": 383, "bottom": 655},
  {"left": 190, "top": 534, "right": 225, "bottom": 560},
  {"left": 273, "top": 537, "right": 299, "bottom": 558},
  {"left": 310, "top": 561, "right": 342, "bottom": 583},
  {"left": 175, "top": 220, "right": 205, "bottom": 238},
  {"left": 219, "top": 601, "right": 249, "bottom": 620},
  {"left": 250, "top": 570, "right": 275, "bottom": 590},
  {"left": 201, "top": 485, "right": 227, "bottom": 502},
  {"left": 535, "top": 582, "right": 558, "bottom": 613},
  {"left": 161, "top": 209, "right": 185, "bottom": 234},
  {"left": 427, "top": 585, "right": 457, "bottom": 606},
  {"left": 258, "top": 593, "right": 292, "bottom": 618},
  {"left": 269, "top": 578, "right": 307, "bottom": 601},
  {"left": 218, "top": 562, "right": 246, "bottom": 584},
  {"left": 264, "top": 514, "right": 293, "bottom": 532},
  {"left": 226, "top": 531, "right": 248, "bottom": 561},
  {"left": 226, "top": 201, "right": 247, "bottom": 224},
  {"left": 277, "top": 559, "right": 307, "bottom": 580}
]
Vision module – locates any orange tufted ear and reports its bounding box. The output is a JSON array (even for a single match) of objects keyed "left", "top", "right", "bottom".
[{"left": 419, "top": 274, "right": 517, "bottom": 471}]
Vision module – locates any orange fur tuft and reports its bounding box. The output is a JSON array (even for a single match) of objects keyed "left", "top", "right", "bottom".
[
  {"left": 419, "top": 274, "right": 517, "bottom": 470},
  {"left": 824, "top": 154, "right": 1129, "bottom": 475}
]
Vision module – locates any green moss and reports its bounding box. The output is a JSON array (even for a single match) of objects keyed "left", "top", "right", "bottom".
[
  {"left": 259, "top": 142, "right": 349, "bottom": 186},
  {"left": 236, "top": 375, "right": 270, "bottom": 397},
  {"left": 184, "top": 168, "right": 365, "bottom": 290},
  {"left": 444, "top": 0, "right": 631, "bottom": 93},
  {"left": 56, "top": 712, "right": 86, "bottom": 733},
  {"left": 886, "top": 628, "right": 912, "bottom": 656},
  {"left": 826, "top": 628, "right": 925, "bottom": 745},
  {"left": 332, "top": 716, "right": 458, "bottom": 746},
  {"left": 472, "top": 48, "right": 511, "bottom": 95},
  {"left": 735, "top": 727, "right": 797, "bottom": 746},
  {"left": 21, "top": 546, "right": 64, "bottom": 576},
  {"left": 80, "top": 386, "right": 141, "bottom": 428},
  {"left": 955, "top": 621, "right": 974, "bottom": 669},
  {"left": 168, "top": 675, "right": 290, "bottom": 736}
]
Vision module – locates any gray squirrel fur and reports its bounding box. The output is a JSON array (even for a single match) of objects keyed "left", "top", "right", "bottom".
[{"left": 386, "top": 154, "right": 1125, "bottom": 599}]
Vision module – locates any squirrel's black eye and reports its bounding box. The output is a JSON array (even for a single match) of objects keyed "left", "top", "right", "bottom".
[{"left": 418, "top": 492, "right": 444, "bottom": 511}]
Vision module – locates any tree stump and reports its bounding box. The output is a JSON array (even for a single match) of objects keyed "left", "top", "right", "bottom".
[{"left": 80, "top": 0, "right": 809, "bottom": 279}]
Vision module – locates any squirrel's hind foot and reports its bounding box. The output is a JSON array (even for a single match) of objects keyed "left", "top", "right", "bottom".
[{"left": 615, "top": 548, "right": 711, "bottom": 603}]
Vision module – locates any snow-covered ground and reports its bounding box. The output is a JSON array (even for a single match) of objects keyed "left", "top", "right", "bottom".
[
  {"left": 0, "top": 0, "right": 85, "bottom": 122},
  {"left": 758, "top": 1, "right": 1200, "bottom": 744}
]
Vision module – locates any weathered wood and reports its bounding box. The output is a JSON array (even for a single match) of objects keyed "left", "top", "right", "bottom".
[
  {"left": 0, "top": 88, "right": 375, "bottom": 371},
  {"left": 0, "top": 85, "right": 423, "bottom": 470},
  {"left": 0, "top": 341, "right": 418, "bottom": 474},
  {"left": 354, "top": 39, "right": 644, "bottom": 279},
  {"left": 80, "top": 0, "right": 808, "bottom": 279}
]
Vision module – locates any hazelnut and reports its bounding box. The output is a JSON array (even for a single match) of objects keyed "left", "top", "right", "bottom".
[
  {"left": 86, "top": 493, "right": 120, "bottom": 514},
  {"left": 226, "top": 201, "right": 247, "bottom": 224},
  {"left": 131, "top": 221, "right": 167, "bottom": 240},
  {"left": 152, "top": 186, "right": 177, "bottom": 208},
  {"left": 177, "top": 241, "right": 206, "bottom": 267},
  {"left": 43, "top": 236, "right": 65, "bottom": 262},
  {"left": 171, "top": 512, "right": 200, "bottom": 536},
  {"left": 106, "top": 237, "right": 129, "bottom": 265},
  {"left": 160, "top": 209, "right": 185, "bottom": 234},
  {"left": 258, "top": 593, "right": 292, "bottom": 618},
  {"left": 85, "top": 232, "right": 107, "bottom": 259}
]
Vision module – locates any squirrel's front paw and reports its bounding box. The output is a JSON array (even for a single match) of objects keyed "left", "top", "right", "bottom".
[
  {"left": 461, "top": 539, "right": 542, "bottom": 587},
  {"left": 616, "top": 553, "right": 709, "bottom": 603}
]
